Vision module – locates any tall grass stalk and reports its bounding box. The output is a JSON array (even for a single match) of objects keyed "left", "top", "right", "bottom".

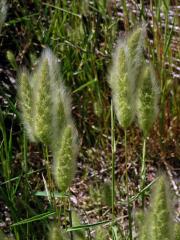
[
  {"left": 22, "top": 132, "right": 29, "bottom": 239},
  {"left": 111, "top": 101, "right": 116, "bottom": 225},
  {"left": 140, "top": 137, "right": 147, "bottom": 208},
  {"left": 68, "top": 199, "right": 74, "bottom": 240},
  {"left": 124, "top": 129, "right": 132, "bottom": 240}
]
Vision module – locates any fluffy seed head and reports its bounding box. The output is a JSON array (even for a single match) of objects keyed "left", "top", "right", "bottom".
[
  {"left": 137, "top": 175, "right": 174, "bottom": 240},
  {"left": 38, "top": 49, "right": 73, "bottom": 148},
  {"left": 136, "top": 211, "right": 149, "bottom": 240},
  {"left": 51, "top": 86, "right": 72, "bottom": 151},
  {"left": 137, "top": 64, "right": 159, "bottom": 137},
  {"left": 34, "top": 59, "right": 52, "bottom": 144},
  {"left": 109, "top": 44, "right": 135, "bottom": 129},
  {"left": 53, "top": 124, "right": 78, "bottom": 192},
  {"left": 18, "top": 48, "right": 74, "bottom": 149},
  {"left": 109, "top": 27, "right": 145, "bottom": 129},
  {"left": 127, "top": 26, "right": 146, "bottom": 89},
  {"left": 18, "top": 68, "right": 35, "bottom": 141},
  {"left": 127, "top": 26, "right": 145, "bottom": 60},
  {"left": 149, "top": 175, "right": 173, "bottom": 240}
]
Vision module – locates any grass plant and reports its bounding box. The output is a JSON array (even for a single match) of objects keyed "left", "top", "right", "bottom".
[
  {"left": 108, "top": 27, "right": 145, "bottom": 239},
  {"left": 137, "top": 64, "right": 159, "bottom": 207},
  {"left": 0, "top": 1, "right": 179, "bottom": 239}
]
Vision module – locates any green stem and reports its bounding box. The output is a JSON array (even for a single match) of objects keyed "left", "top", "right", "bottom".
[
  {"left": 43, "top": 145, "right": 54, "bottom": 206},
  {"left": 124, "top": 129, "right": 132, "bottom": 240},
  {"left": 111, "top": 102, "right": 116, "bottom": 225},
  {"left": 23, "top": 132, "right": 29, "bottom": 240},
  {"left": 68, "top": 196, "right": 74, "bottom": 240},
  {"left": 141, "top": 137, "right": 147, "bottom": 208}
]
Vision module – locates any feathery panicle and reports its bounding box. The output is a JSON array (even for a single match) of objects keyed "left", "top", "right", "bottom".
[
  {"left": 127, "top": 26, "right": 145, "bottom": 62},
  {"left": 139, "top": 175, "right": 174, "bottom": 240},
  {"left": 136, "top": 211, "right": 150, "bottom": 240},
  {"left": 53, "top": 124, "right": 78, "bottom": 192},
  {"left": 137, "top": 175, "right": 174, "bottom": 240},
  {"left": 48, "top": 225, "right": 68, "bottom": 240},
  {"left": 137, "top": 64, "right": 159, "bottom": 137},
  {"left": 41, "top": 48, "right": 60, "bottom": 82},
  {"left": 39, "top": 49, "right": 73, "bottom": 148},
  {"left": 51, "top": 86, "right": 72, "bottom": 151},
  {"left": 109, "top": 44, "right": 135, "bottom": 129},
  {"left": 18, "top": 68, "right": 35, "bottom": 141},
  {"left": 109, "top": 27, "right": 145, "bottom": 129},
  {"left": 0, "top": 0, "right": 7, "bottom": 32},
  {"left": 149, "top": 175, "right": 173, "bottom": 240},
  {"left": 127, "top": 26, "right": 146, "bottom": 90},
  {"left": 34, "top": 59, "right": 52, "bottom": 144}
]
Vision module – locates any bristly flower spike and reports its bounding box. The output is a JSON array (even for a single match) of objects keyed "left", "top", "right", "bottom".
[
  {"left": 18, "top": 48, "right": 72, "bottom": 145},
  {"left": 53, "top": 124, "right": 78, "bottom": 192},
  {"left": 18, "top": 68, "right": 35, "bottom": 141},
  {"left": 137, "top": 64, "right": 159, "bottom": 137},
  {"left": 138, "top": 175, "right": 174, "bottom": 240},
  {"left": 34, "top": 58, "right": 53, "bottom": 144},
  {"left": 109, "top": 26, "right": 145, "bottom": 129},
  {"left": 149, "top": 175, "right": 174, "bottom": 240},
  {"left": 127, "top": 26, "right": 146, "bottom": 89},
  {"left": 109, "top": 42, "right": 135, "bottom": 129}
]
